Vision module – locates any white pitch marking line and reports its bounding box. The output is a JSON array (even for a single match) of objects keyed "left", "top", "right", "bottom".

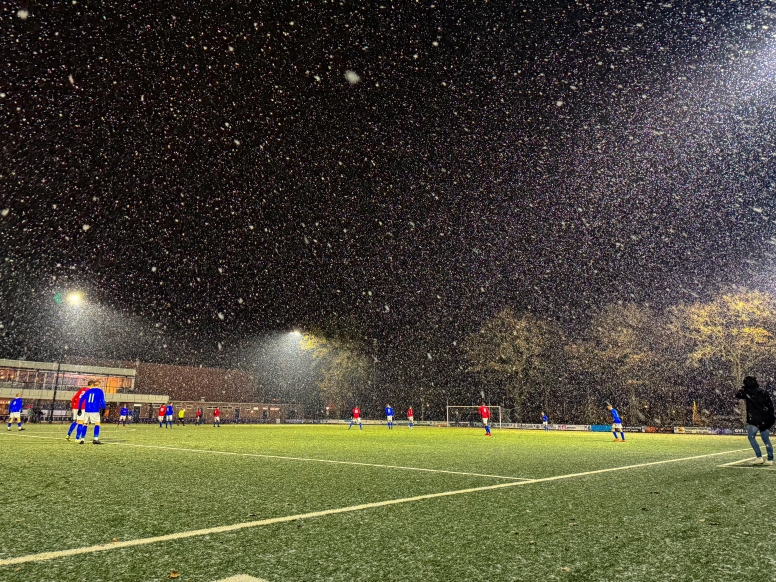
[
  {"left": 217, "top": 577, "right": 268, "bottom": 582},
  {"left": 0, "top": 447, "right": 748, "bottom": 568},
  {"left": 719, "top": 457, "right": 758, "bottom": 467},
  {"left": 6, "top": 433, "right": 531, "bottom": 481}
]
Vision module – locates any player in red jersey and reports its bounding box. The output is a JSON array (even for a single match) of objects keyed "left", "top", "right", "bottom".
[
  {"left": 213, "top": 407, "right": 221, "bottom": 427},
  {"left": 349, "top": 406, "right": 363, "bottom": 430},
  {"left": 479, "top": 402, "right": 492, "bottom": 436},
  {"left": 157, "top": 405, "right": 166, "bottom": 428},
  {"left": 66, "top": 381, "right": 94, "bottom": 440},
  {"left": 407, "top": 406, "right": 414, "bottom": 429}
]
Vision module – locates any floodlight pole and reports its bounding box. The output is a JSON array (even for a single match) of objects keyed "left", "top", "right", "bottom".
[{"left": 49, "top": 361, "right": 61, "bottom": 423}]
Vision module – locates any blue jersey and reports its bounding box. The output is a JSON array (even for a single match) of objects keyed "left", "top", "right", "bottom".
[
  {"left": 542, "top": 414, "right": 548, "bottom": 423},
  {"left": 166, "top": 405, "right": 173, "bottom": 415},
  {"left": 79, "top": 388, "right": 106, "bottom": 413},
  {"left": 385, "top": 407, "right": 394, "bottom": 417},
  {"left": 9, "top": 398, "right": 23, "bottom": 413},
  {"left": 120, "top": 407, "right": 128, "bottom": 416},
  {"left": 610, "top": 408, "right": 622, "bottom": 424}
]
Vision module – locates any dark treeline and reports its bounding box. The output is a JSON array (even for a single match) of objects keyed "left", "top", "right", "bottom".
[{"left": 308, "top": 289, "right": 776, "bottom": 426}]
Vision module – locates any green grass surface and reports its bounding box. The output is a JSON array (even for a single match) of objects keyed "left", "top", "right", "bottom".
[{"left": 1, "top": 423, "right": 773, "bottom": 581}]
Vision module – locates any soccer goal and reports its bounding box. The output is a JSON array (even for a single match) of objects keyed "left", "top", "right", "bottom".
[{"left": 446, "top": 406, "right": 502, "bottom": 429}]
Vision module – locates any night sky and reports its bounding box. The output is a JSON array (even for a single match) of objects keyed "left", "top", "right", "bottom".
[{"left": 2, "top": 1, "right": 776, "bottom": 393}]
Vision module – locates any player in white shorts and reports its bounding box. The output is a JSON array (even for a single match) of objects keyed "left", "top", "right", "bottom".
[
  {"left": 118, "top": 405, "right": 128, "bottom": 427},
  {"left": 76, "top": 386, "right": 106, "bottom": 444},
  {"left": 385, "top": 404, "right": 394, "bottom": 430},
  {"left": 66, "top": 383, "right": 93, "bottom": 440},
  {"left": 7, "top": 393, "right": 24, "bottom": 431},
  {"left": 607, "top": 405, "right": 626, "bottom": 442}
]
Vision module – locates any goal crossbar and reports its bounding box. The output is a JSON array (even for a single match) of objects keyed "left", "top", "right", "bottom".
[{"left": 446, "top": 405, "right": 502, "bottom": 428}]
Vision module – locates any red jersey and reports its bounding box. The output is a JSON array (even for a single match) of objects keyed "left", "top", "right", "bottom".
[
  {"left": 352, "top": 407, "right": 361, "bottom": 419},
  {"left": 479, "top": 405, "right": 490, "bottom": 419},
  {"left": 213, "top": 408, "right": 220, "bottom": 418},
  {"left": 158, "top": 406, "right": 166, "bottom": 417},
  {"left": 196, "top": 410, "right": 202, "bottom": 417},
  {"left": 71, "top": 387, "right": 88, "bottom": 410},
  {"left": 407, "top": 407, "right": 414, "bottom": 418}
]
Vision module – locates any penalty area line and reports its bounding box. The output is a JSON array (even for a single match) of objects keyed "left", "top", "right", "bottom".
[
  {"left": 0, "top": 447, "right": 748, "bottom": 568},
  {"left": 6, "top": 433, "right": 531, "bottom": 482}
]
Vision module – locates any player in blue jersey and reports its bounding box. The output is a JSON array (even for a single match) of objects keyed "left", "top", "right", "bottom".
[
  {"left": 165, "top": 404, "right": 174, "bottom": 428},
  {"left": 118, "top": 405, "right": 129, "bottom": 427},
  {"left": 607, "top": 405, "right": 625, "bottom": 442},
  {"left": 7, "top": 393, "right": 25, "bottom": 431},
  {"left": 67, "top": 382, "right": 93, "bottom": 440},
  {"left": 77, "top": 386, "right": 106, "bottom": 444},
  {"left": 541, "top": 412, "right": 549, "bottom": 431},
  {"left": 385, "top": 404, "right": 394, "bottom": 429}
]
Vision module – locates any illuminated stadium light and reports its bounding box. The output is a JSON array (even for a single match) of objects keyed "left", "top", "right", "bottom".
[{"left": 65, "top": 291, "right": 84, "bottom": 306}]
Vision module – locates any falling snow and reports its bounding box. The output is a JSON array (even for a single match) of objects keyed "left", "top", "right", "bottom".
[
  {"left": 1, "top": 1, "right": 776, "bottom": 418},
  {"left": 344, "top": 70, "right": 361, "bottom": 85}
]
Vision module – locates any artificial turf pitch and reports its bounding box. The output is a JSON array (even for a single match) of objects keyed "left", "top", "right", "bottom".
[{"left": 1, "top": 424, "right": 773, "bottom": 581}]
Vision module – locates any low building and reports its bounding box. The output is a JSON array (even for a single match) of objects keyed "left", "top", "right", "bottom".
[
  {"left": 0, "top": 358, "right": 162, "bottom": 421},
  {"left": 0, "top": 358, "right": 301, "bottom": 422},
  {"left": 0, "top": 358, "right": 136, "bottom": 394}
]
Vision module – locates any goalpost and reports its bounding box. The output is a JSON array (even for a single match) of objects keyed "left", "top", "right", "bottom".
[{"left": 446, "top": 406, "right": 502, "bottom": 429}]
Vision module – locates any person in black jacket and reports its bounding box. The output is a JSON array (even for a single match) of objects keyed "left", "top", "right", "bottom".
[{"left": 735, "top": 376, "right": 776, "bottom": 465}]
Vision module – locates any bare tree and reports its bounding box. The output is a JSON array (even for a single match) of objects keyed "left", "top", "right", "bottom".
[
  {"left": 301, "top": 319, "right": 372, "bottom": 417},
  {"left": 463, "top": 308, "right": 565, "bottom": 422}
]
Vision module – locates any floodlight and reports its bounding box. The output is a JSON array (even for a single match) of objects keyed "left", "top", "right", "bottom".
[{"left": 65, "top": 292, "right": 83, "bottom": 306}]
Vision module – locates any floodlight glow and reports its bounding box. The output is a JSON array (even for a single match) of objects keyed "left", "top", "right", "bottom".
[
  {"left": 290, "top": 330, "right": 302, "bottom": 337},
  {"left": 65, "top": 292, "right": 84, "bottom": 306}
]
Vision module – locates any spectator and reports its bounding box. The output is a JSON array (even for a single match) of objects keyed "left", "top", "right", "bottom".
[{"left": 735, "top": 376, "right": 775, "bottom": 466}]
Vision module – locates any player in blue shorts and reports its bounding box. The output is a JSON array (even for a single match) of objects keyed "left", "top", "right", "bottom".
[
  {"left": 607, "top": 405, "right": 625, "bottom": 442},
  {"left": 348, "top": 406, "right": 362, "bottom": 430},
  {"left": 77, "top": 385, "right": 106, "bottom": 444},
  {"left": 118, "top": 405, "right": 129, "bottom": 427},
  {"left": 385, "top": 404, "right": 394, "bottom": 429},
  {"left": 541, "top": 412, "right": 549, "bottom": 431},
  {"left": 7, "top": 393, "right": 24, "bottom": 431},
  {"left": 165, "top": 404, "right": 174, "bottom": 428}
]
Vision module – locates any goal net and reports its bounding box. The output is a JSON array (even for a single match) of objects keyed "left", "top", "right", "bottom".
[{"left": 446, "top": 406, "right": 502, "bottom": 428}]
